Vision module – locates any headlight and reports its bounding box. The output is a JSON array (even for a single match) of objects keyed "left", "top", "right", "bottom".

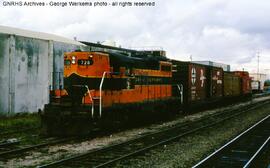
[{"left": 72, "top": 56, "right": 76, "bottom": 64}]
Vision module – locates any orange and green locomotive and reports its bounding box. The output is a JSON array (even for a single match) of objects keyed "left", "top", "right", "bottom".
[{"left": 42, "top": 51, "right": 181, "bottom": 135}]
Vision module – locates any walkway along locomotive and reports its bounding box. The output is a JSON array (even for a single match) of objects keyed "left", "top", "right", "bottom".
[
  {"left": 42, "top": 51, "right": 252, "bottom": 135},
  {"left": 42, "top": 51, "right": 182, "bottom": 135}
]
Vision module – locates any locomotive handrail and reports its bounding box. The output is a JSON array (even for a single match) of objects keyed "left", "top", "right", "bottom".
[
  {"left": 70, "top": 85, "right": 95, "bottom": 117},
  {"left": 99, "top": 71, "right": 110, "bottom": 118},
  {"left": 176, "top": 84, "right": 184, "bottom": 104},
  {"left": 85, "top": 85, "right": 95, "bottom": 118}
]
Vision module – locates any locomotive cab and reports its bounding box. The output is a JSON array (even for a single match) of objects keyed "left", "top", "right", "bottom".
[
  {"left": 64, "top": 52, "right": 110, "bottom": 78},
  {"left": 51, "top": 52, "right": 111, "bottom": 108}
]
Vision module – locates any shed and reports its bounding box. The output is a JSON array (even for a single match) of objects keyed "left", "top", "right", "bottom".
[{"left": 0, "top": 25, "right": 85, "bottom": 116}]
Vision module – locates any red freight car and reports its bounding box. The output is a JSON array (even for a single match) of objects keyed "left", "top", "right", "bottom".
[
  {"left": 207, "top": 66, "right": 223, "bottom": 99},
  {"left": 234, "top": 71, "right": 252, "bottom": 95},
  {"left": 172, "top": 60, "right": 208, "bottom": 105}
]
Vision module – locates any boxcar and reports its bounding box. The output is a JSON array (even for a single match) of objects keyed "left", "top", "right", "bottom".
[
  {"left": 223, "top": 72, "right": 241, "bottom": 97},
  {"left": 207, "top": 66, "right": 223, "bottom": 99},
  {"left": 172, "top": 60, "right": 208, "bottom": 105},
  {"left": 234, "top": 71, "right": 252, "bottom": 95}
]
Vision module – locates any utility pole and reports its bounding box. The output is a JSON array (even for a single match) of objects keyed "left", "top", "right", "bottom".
[
  {"left": 256, "top": 51, "right": 261, "bottom": 80},
  {"left": 190, "top": 54, "right": 192, "bottom": 62}
]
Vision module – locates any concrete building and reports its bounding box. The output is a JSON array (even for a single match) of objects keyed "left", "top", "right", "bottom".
[{"left": 0, "top": 25, "right": 85, "bottom": 116}]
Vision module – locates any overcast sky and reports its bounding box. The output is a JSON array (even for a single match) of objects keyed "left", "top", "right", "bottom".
[{"left": 0, "top": 0, "right": 270, "bottom": 73}]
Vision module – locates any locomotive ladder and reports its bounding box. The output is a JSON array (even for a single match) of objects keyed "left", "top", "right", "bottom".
[
  {"left": 99, "top": 72, "right": 108, "bottom": 118},
  {"left": 176, "top": 84, "right": 184, "bottom": 104},
  {"left": 71, "top": 85, "right": 96, "bottom": 118},
  {"left": 80, "top": 72, "right": 109, "bottom": 119},
  {"left": 85, "top": 86, "right": 95, "bottom": 118},
  {"left": 98, "top": 71, "right": 120, "bottom": 118},
  {"left": 99, "top": 71, "right": 126, "bottom": 118}
]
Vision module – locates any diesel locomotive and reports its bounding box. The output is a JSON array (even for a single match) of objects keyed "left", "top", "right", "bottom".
[
  {"left": 42, "top": 50, "right": 252, "bottom": 135},
  {"left": 42, "top": 51, "right": 182, "bottom": 135}
]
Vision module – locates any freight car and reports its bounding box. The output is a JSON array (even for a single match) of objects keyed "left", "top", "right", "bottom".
[
  {"left": 223, "top": 71, "right": 252, "bottom": 102},
  {"left": 234, "top": 71, "right": 252, "bottom": 96},
  {"left": 171, "top": 60, "right": 249, "bottom": 110},
  {"left": 42, "top": 51, "right": 252, "bottom": 136},
  {"left": 172, "top": 60, "right": 208, "bottom": 106},
  {"left": 171, "top": 60, "right": 223, "bottom": 110},
  {"left": 223, "top": 72, "right": 241, "bottom": 96}
]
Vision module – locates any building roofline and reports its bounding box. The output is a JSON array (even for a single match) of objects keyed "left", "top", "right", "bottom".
[{"left": 0, "top": 25, "right": 85, "bottom": 46}]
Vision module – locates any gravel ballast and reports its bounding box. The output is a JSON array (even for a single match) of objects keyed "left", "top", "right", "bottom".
[
  {"left": 1, "top": 97, "right": 269, "bottom": 167},
  {"left": 114, "top": 101, "right": 270, "bottom": 168}
]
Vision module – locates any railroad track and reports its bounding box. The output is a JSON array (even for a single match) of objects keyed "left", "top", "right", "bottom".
[
  {"left": 253, "top": 92, "right": 270, "bottom": 98},
  {"left": 0, "top": 136, "right": 75, "bottom": 160},
  {"left": 247, "top": 140, "right": 270, "bottom": 167},
  {"left": 0, "top": 128, "right": 106, "bottom": 162},
  {"left": 37, "top": 99, "right": 270, "bottom": 168},
  {"left": 193, "top": 114, "right": 270, "bottom": 168},
  {"left": 0, "top": 126, "right": 40, "bottom": 137}
]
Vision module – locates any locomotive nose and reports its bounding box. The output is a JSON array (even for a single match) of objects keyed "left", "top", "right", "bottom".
[{"left": 69, "top": 85, "right": 88, "bottom": 105}]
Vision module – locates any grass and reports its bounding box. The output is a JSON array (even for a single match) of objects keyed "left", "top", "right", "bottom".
[{"left": 0, "top": 113, "right": 40, "bottom": 133}]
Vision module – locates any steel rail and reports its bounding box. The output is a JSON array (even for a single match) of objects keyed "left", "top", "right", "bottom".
[
  {"left": 94, "top": 103, "right": 270, "bottom": 168},
  {"left": 0, "top": 137, "right": 76, "bottom": 158},
  {"left": 243, "top": 136, "right": 270, "bottom": 168},
  {"left": 192, "top": 114, "right": 270, "bottom": 168},
  {"left": 37, "top": 100, "right": 270, "bottom": 168},
  {"left": 0, "top": 126, "right": 40, "bottom": 137},
  {"left": 0, "top": 139, "right": 20, "bottom": 148}
]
